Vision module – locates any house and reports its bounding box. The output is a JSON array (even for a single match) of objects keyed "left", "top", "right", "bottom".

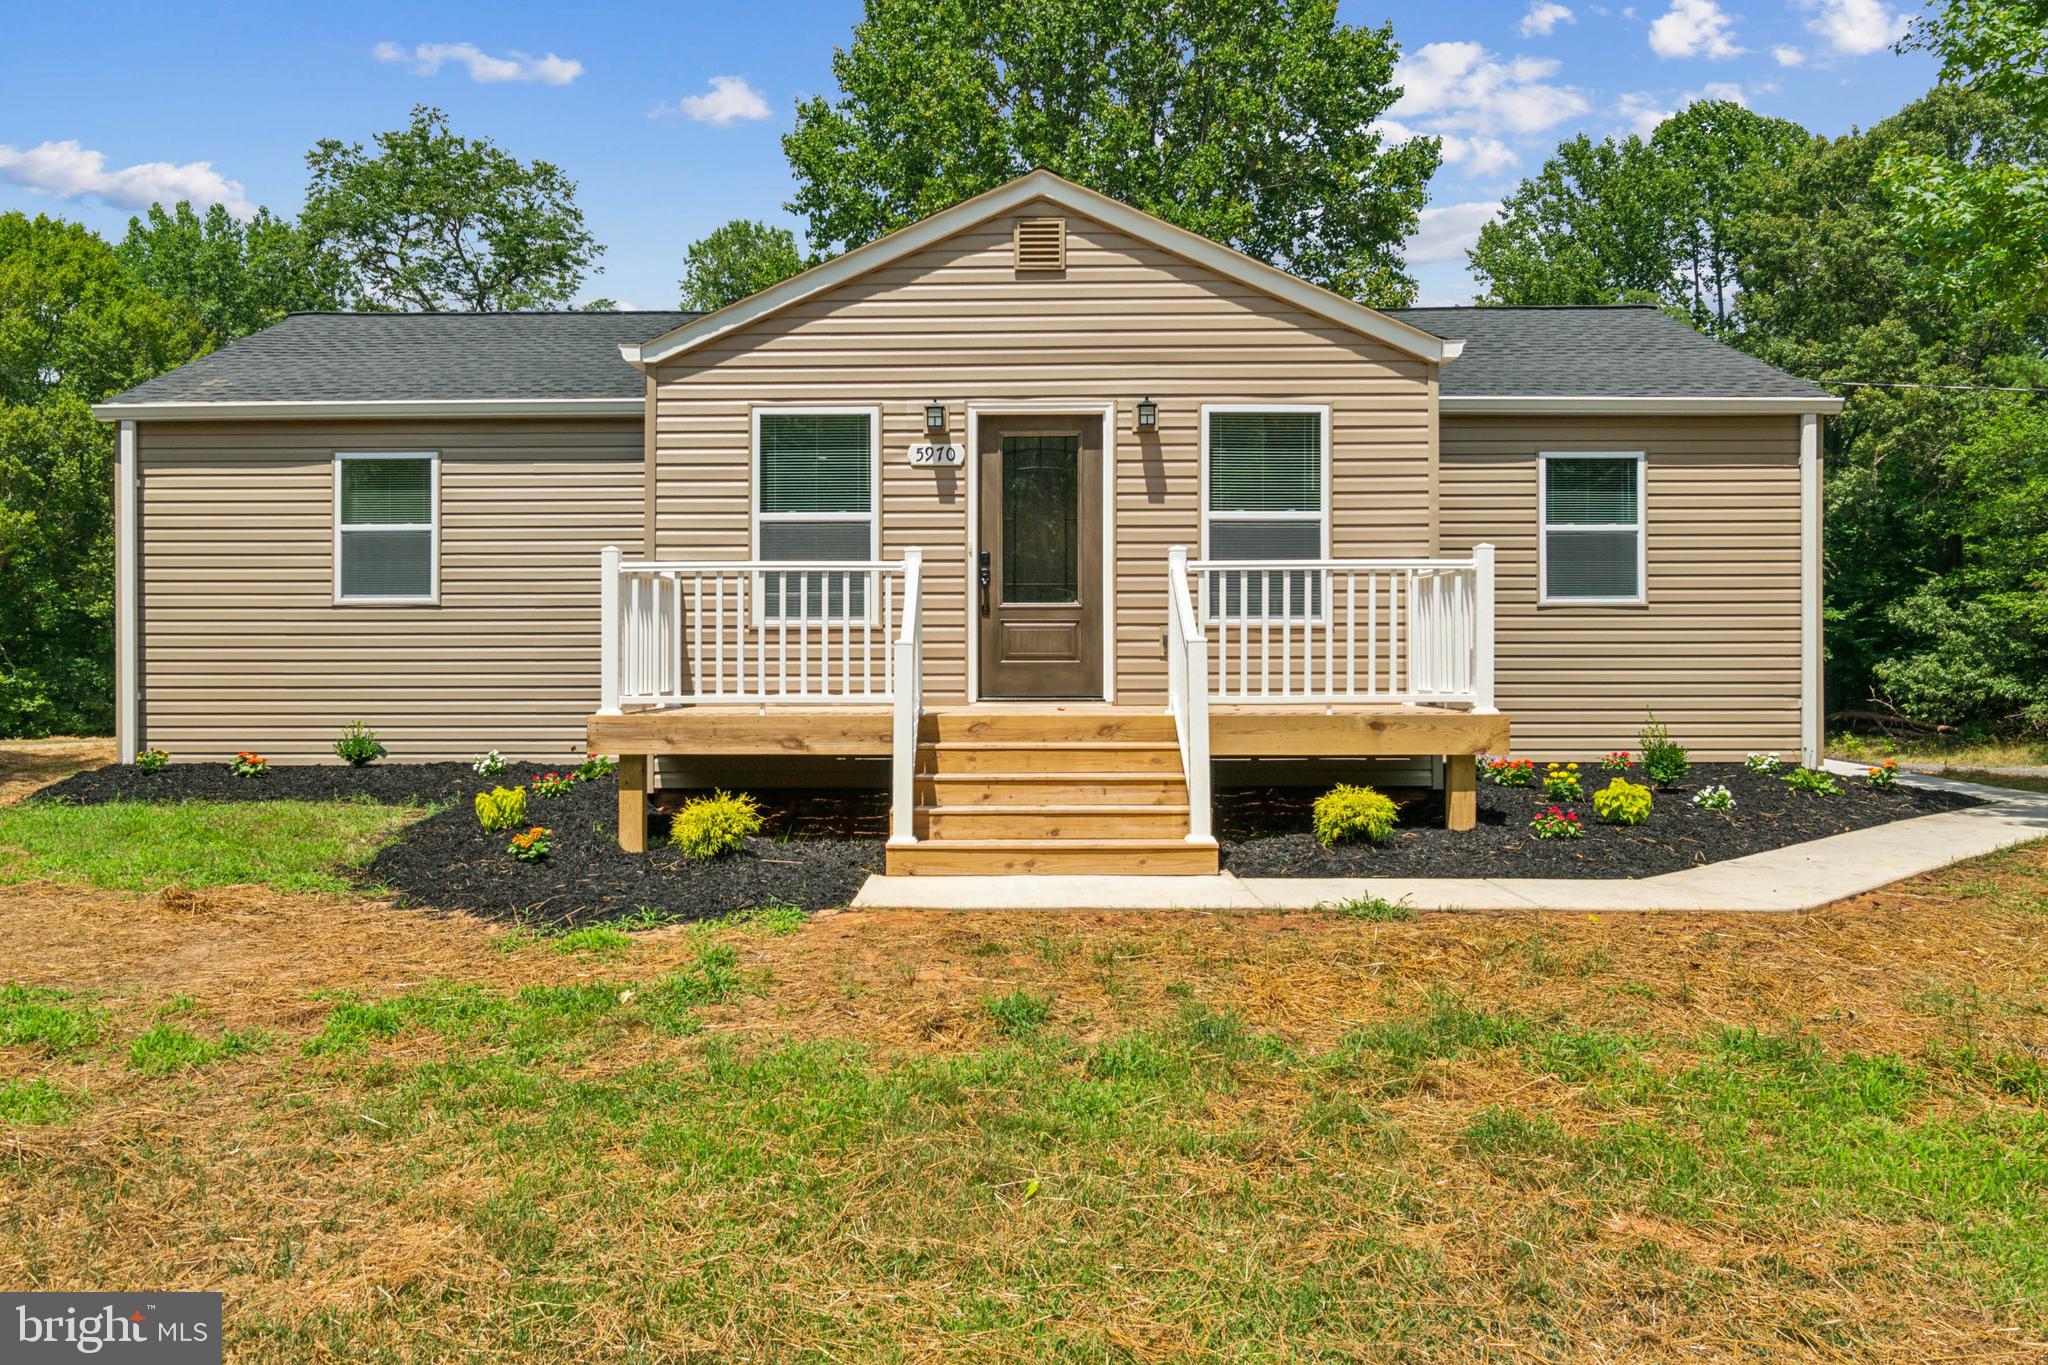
[{"left": 94, "top": 170, "right": 1840, "bottom": 874}]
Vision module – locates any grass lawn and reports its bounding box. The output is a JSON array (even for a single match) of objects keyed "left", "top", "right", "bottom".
[{"left": 1, "top": 748, "right": 2045, "bottom": 1358}]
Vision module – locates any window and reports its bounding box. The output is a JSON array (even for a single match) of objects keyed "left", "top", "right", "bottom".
[
  {"left": 335, "top": 453, "right": 436, "bottom": 603},
  {"left": 1541, "top": 453, "right": 1645, "bottom": 604},
  {"left": 754, "top": 408, "right": 878, "bottom": 620},
  {"left": 1201, "top": 406, "right": 1328, "bottom": 620}
]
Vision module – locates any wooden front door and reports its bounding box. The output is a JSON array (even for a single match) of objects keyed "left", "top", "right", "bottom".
[{"left": 976, "top": 416, "right": 1103, "bottom": 698}]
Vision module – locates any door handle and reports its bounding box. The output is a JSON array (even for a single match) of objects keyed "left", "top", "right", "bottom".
[{"left": 978, "top": 550, "right": 991, "bottom": 617}]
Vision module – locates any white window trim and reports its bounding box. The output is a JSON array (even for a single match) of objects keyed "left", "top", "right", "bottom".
[
  {"left": 333, "top": 451, "right": 439, "bottom": 606},
  {"left": 1198, "top": 403, "right": 1332, "bottom": 625},
  {"left": 750, "top": 405, "right": 883, "bottom": 625},
  {"left": 1538, "top": 451, "right": 1647, "bottom": 607}
]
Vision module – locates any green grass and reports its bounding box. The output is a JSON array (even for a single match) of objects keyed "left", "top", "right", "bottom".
[
  {"left": 1321, "top": 893, "right": 1416, "bottom": 922},
  {"left": 127, "top": 1023, "right": 268, "bottom": 1074},
  {"left": 0, "top": 983, "right": 104, "bottom": 1055},
  {"left": 0, "top": 1078, "right": 74, "bottom": 1125},
  {"left": 0, "top": 800, "right": 418, "bottom": 893},
  {"left": 982, "top": 989, "right": 1054, "bottom": 1038}
]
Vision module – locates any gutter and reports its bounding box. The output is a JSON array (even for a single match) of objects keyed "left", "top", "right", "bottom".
[
  {"left": 1440, "top": 395, "right": 1843, "bottom": 416},
  {"left": 91, "top": 397, "right": 646, "bottom": 422}
]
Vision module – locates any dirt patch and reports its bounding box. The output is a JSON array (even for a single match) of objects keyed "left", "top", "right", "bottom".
[
  {"left": 0, "top": 737, "right": 113, "bottom": 804},
  {"left": 1219, "top": 763, "right": 1982, "bottom": 877}
]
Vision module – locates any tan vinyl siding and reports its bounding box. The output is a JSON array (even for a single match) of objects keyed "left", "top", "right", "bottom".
[
  {"left": 1438, "top": 414, "right": 1802, "bottom": 760},
  {"left": 137, "top": 418, "right": 642, "bottom": 761},
  {"left": 650, "top": 199, "right": 1436, "bottom": 705}
]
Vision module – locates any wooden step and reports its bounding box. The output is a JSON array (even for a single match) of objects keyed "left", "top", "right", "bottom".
[
  {"left": 886, "top": 839, "right": 1220, "bottom": 876},
  {"left": 922, "top": 707, "right": 1177, "bottom": 744},
  {"left": 919, "top": 741, "right": 1182, "bottom": 774},
  {"left": 916, "top": 772, "right": 1188, "bottom": 806},
  {"left": 918, "top": 805, "right": 1191, "bottom": 840}
]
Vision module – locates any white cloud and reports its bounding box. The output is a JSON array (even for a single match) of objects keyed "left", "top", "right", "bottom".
[
  {"left": 1377, "top": 118, "right": 1521, "bottom": 177},
  {"left": 1520, "top": 2, "right": 1576, "bottom": 37},
  {"left": 1616, "top": 81, "right": 1748, "bottom": 137},
  {"left": 0, "top": 139, "right": 253, "bottom": 218},
  {"left": 1390, "top": 42, "right": 1591, "bottom": 136},
  {"left": 650, "top": 76, "right": 771, "bottom": 126},
  {"left": 1648, "top": 0, "right": 1742, "bottom": 59},
  {"left": 374, "top": 41, "right": 583, "bottom": 85},
  {"left": 1405, "top": 200, "right": 1500, "bottom": 266},
  {"left": 1800, "top": 0, "right": 1912, "bottom": 56},
  {"left": 1773, "top": 45, "right": 1808, "bottom": 66}
]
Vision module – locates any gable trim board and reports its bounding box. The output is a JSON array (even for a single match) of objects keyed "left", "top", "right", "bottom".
[{"left": 622, "top": 170, "right": 1463, "bottom": 371}]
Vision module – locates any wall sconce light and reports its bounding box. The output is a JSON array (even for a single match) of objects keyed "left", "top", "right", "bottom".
[
  {"left": 924, "top": 401, "right": 947, "bottom": 431},
  {"left": 1136, "top": 397, "right": 1158, "bottom": 430}
]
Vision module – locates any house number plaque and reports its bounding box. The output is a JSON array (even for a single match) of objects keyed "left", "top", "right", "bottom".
[{"left": 907, "top": 443, "right": 965, "bottom": 466}]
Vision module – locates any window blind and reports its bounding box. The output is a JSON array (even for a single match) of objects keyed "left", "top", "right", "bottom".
[
  {"left": 337, "top": 455, "right": 434, "bottom": 600},
  {"left": 1204, "top": 411, "right": 1325, "bottom": 619},
  {"left": 1544, "top": 456, "right": 1642, "bottom": 601},
  {"left": 757, "top": 412, "right": 874, "bottom": 620}
]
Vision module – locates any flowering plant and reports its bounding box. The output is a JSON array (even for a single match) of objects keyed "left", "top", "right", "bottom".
[
  {"left": 1601, "top": 751, "right": 1633, "bottom": 772},
  {"left": 1744, "top": 752, "right": 1782, "bottom": 774},
  {"left": 1691, "top": 784, "right": 1735, "bottom": 811},
  {"left": 135, "top": 748, "right": 170, "bottom": 774},
  {"left": 1529, "top": 806, "right": 1583, "bottom": 840},
  {"left": 1484, "top": 757, "right": 1537, "bottom": 787},
  {"left": 507, "top": 826, "right": 553, "bottom": 862},
  {"left": 230, "top": 752, "right": 268, "bottom": 779},
  {"left": 530, "top": 771, "right": 578, "bottom": 798},
  {"left": 1867, "top": 759, "right": 1899, "bottom": 791},
  {"left": 1543, "top": 762, "right": 1583, "bottom": 802},
  {"left": 574, "top": 754, "right": 617, "bottom": 782},
  {"left": 473, "top": 750, "right": 509, "bottom": 777}
]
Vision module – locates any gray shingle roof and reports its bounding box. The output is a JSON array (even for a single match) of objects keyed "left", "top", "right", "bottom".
[
  {"left": 1385, "top": 304, "right": 1832, "bottom": 400},
  {"left": 104, "top": 311, "right": 701, "bottom": 405},
  {"left": 103, "top": 303, "right": 1830, "bottom": 407}
]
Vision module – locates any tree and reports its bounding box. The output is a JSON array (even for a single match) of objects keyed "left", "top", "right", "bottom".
[
  {"left": 0, "top": 212, "right": 209, "bottom": 408},
  {"left": 781, "top": 0, "right": 1439, "bottom": 305},
  {"left": 118, "top": 202, "right": 343, "bottom": 343},
  {"left": 1885, "top": 1, "right": 2048, "bottom": 324},
  {"left": 679, "top": 219, "right": 806, "bottom": 311},
  {"left": 1470, "top": 102, "right": 1810, "bottom": 330},
  {"left": 0, "top": 397, "right": 114, "bottom": 734},
  {"left": 299, "top": 106, "right": 603, "bottom": 311}
]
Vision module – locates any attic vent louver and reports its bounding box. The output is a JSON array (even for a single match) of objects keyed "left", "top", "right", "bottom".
[{"left": 1014, "top": 218, "right": 1066, "bottom": 273}]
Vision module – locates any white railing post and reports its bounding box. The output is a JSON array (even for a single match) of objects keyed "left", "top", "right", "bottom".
[
  {"left": 1473, "top": 543, "right": 1497, "bottom": 714},
  {"left": 1166, "top": 547, "right": 1214, "bottom": 846},
  {"left": 599, "top": 545, "right": 622, "bottom": 715},
  {"left": 889, "top": 548, "right": 925, "bottom": 847}
]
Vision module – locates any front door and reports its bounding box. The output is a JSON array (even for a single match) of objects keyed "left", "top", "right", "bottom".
[{"left": 976, "top": 416, "right": 1103, "bottom": 698}]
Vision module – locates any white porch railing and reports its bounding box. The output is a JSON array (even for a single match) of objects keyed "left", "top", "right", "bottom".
[
  {"left": 1165, "top": 547, "right": 1214, "bottom": 844},
  {"left": 1183, "top": 546, "right": 1496, "bottom": 708},
  {"left": 888, "top": 549, "right": 925, "bottom": 847},
  {"left": 599, "top": 550, "right": 918, "bottom": 708}
]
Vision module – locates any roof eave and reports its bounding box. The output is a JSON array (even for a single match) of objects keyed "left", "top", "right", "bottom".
[
  {"left": 91, "top": 397, "right": 647, "bottom": 422},
  {"left": 1440, "top": 394, "right": 1843, "bottom": 416}
]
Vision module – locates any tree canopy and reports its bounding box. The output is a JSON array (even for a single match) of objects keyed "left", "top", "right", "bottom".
[
  {"left": 118, "top": 202, "right": 342, "bottom": 343},
  {"left": 782, "top": 0, "right": 1439, "bottom": 305},
  {"left": 679, "top": 219, "right": 806, "bottom": 311},
  {"left": 300, "top": 105, "right": 603, "bottom": 312}
]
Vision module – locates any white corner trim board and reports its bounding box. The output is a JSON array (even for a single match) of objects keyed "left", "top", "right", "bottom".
[
  {"left": 116, "top": 420, "right": 139, "bottom": 763},
  {"left": 1800, "top": 413, "right": 1824, "bottom": 768}
]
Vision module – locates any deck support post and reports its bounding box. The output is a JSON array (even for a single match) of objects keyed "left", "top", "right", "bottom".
[
  {"left": 618, "top": 754, "right": 648, "bottom": 853},
  {"left": 1445, "top": 754, "right": 1476, "bottom": 832}
]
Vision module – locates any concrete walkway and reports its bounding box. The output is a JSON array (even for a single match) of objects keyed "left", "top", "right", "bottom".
[{"left": 851, "top": 768, "right": 2048, "bottom": 914}]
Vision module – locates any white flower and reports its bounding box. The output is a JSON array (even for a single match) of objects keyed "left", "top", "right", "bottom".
[
  {"left": 1744, "top": 752, "right": 1781, "bottom": 773},
  {"left": 473, "top": 749, "right": 508, "bottom": 776},
  {"left": 1692, "top": 784, "right": 1736, "bottom": 811}
]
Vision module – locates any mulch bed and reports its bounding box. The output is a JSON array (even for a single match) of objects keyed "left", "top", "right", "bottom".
[
  {"left": 1218, "top": 763, "right": 1984, "bottom": 879},
  {"left": 33, "top": 760, "right": 886, "bottom": 926}
]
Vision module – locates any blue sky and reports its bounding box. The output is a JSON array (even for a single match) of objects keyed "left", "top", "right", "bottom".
[{"left": 2, "top": 1, "right": 1936, "bottom": 308}]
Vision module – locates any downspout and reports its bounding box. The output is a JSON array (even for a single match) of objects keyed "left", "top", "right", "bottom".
[
  {"left": 1799, "top": 413, "right": 1823, "bottom": 768},
  {"left": 116, "top": 420, "right": 139, "bottom": 762}
]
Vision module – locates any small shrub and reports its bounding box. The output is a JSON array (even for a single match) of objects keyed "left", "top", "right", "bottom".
[
  {"left": 1691, "top": 784, "right": 1735, "bottom": 811},
  {"left": 983, "top": 989, "right": 1053, "bottom": 1038},
  {"left": 1529, "top": 807, "right": 1583, "bottom": 840},
  {"left": 1745, "top": 752, "right": 1782, "bottom": 774},
  {"left": 1782, "top": 766, "right": 1843, "bottom": 797},
  {"left": 669, "top": 790, "right": 763, "bottom": 859},
  {"left": 507, "top": 826, "right": 553, "bottom": 862},
  {"left": 230, "top": 752, "right": 268, "bottom": 779},
  {"left": 1485, "top": 757, "right": 1536, "bottom": 787},
  {"left": 1867, "top": 758, "right": 1899, "bottom": 790},
  {"left": 332, "top": 721, "right": 387, "bottom": 767},
  {"left": 1311, "top": 784, "right": 1399, "bottom": 847},
  {"left": 1591, "top": 777, "right": 1652, "bottom": 826},
  {"left": 473, "top": 749, "right": 509, "bottom": 777},
  {"left": 134, "top": 748, "right": 169, "bottom": 774},
  {"left": 574, "top": 754, "right": 617, "bottom": 781},
  {"left": 475, "top": 785, "right": 528, "bottom": 832},
  {"left": 1600, "top": 750, "right": 1632, "bottom": 772},
  {"left": 1326, "top": 894, "right": 1415, "bottom": 922},
  {"left": 1638, "top": 712, "right": 1691, "bottom": 785},
  {"left": 530, "top": 771, "right": 578, "bottom": 798},
  {"left": 1542, "top": 763, "right": 1583, "bottom": 801}
]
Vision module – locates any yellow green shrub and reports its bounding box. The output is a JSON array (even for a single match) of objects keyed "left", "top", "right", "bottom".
[
  {"left": 669, "top": 790, "right": 764, "bottom": 860},
  {"left": 1591, "top": 777, "right": 1653, "bottom": 826},
  {"left": 474, "top": 785, "right": 528, "bottom": 833},
  {"left": 1311, "top": 784, "right": 1399, "bottom": 848}
]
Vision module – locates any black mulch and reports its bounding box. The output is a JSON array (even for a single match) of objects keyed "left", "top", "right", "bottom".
[
  {"left": 35, "top": 759, "right": 886, "bottom": 926},
  {"left": 1218, "top": 763, "right": 1984, "bottom": 879}
]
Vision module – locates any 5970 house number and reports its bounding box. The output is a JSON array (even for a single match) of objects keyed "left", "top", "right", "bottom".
[{"left": 906, "top": 443, "right": 965, "bottom": 466}]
